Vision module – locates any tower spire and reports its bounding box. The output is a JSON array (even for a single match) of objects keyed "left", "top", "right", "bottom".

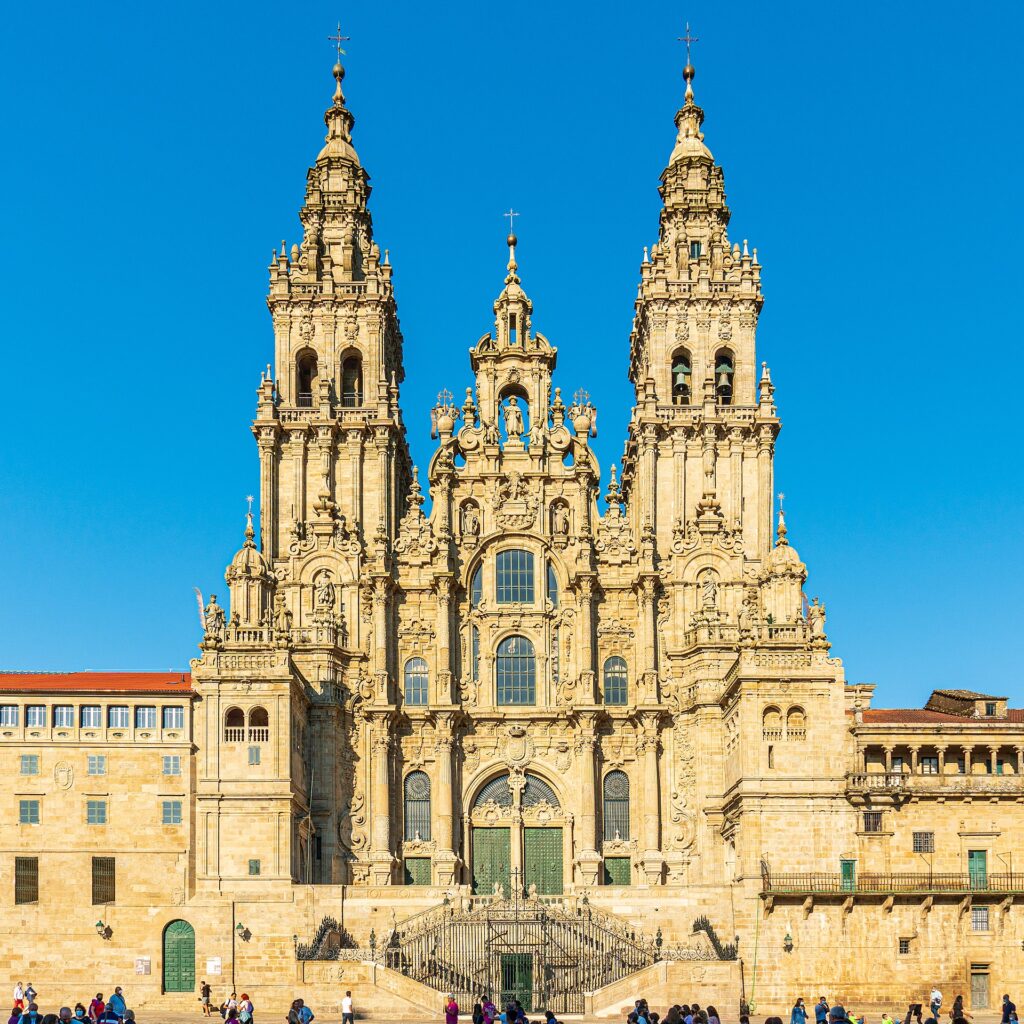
[
  {"left": 677, "top": 21, "right": 700, "bottom": 104},
  {"left": 323, "top": 22, "right": 356, "bottom": 155}
]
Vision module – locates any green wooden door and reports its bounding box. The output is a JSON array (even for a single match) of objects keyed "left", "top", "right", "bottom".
[
  {"left": 500, "top": 953, "right": 533, "bottom": 1012},
  {"left": 603, "top": 856, "right": 631, "bottom": 886},
  {"left": 472, "top": 827, "right": 511, "bottom": 895},
  {"left": 840, "top": 858, "right": 856, "bottom": 892},
  {"left": 968, "top": 850, "right": 988, "bottom": 889},
  {"left": 163, "top": 919, "right": 195, "bottom": 993},
  {"left": 524, "top": 827, "right": 563, "bottom": 895},
  {"left": 404, "top": 857, "right": 432, "bottom": 885}
]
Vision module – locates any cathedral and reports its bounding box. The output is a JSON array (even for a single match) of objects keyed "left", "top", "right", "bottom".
[{"left": 1, "top": 41, "right": 1022, "bottom": 1018}]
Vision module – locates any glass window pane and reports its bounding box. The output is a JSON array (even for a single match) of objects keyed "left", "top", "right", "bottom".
[
  {"left": 162, "top": 800, "right": 183, "bottom": 825},
  {"left": 19, "top": 799, "right": 40, "bottom": 825},
  {"left": 496, "top": 550, "right": 535, "bottom": 604},
  {"left": 163, "top": 755, "right": 181, "bottom": 775},
  {"left": 546, "top": 562, "right": 558, "bottom": 607},
  {"left": 603, "top": 771, "right": 630, "bottom": 841},
  {"left": 0, "top": 705, "right": 19, "bottom": 727},
  {"left": 404, "top": 658, "right": 429, "bottom": 706},
  {"left": 162, "top": 706, "right": 184, "bottom": 730},
  {"left": 53, "top": 705, "right": 74, "bottom": 728},
  {"left": 471, "top": 626, "right": 480, "bottom": 683},
  {"left": 603, "top": 657, "right": 628, "bottom": 705},
  {"left": 470, "top": 566, "right": 482, "bottom": 608},
  {"left": 496, "top": 635, "right": 536, "bottom": 706},
  {"left": 108, "top": 705, "right": 130, "bottom": 728},
  {"left": 25, "top": 705, "right": 46, "bottom": 728},
  {"left": 135, "top": 706, "right": 157, "bottom": 729},
  {"left": 404, "top": 771, "right": 431, "bottom": 840},
  {"left": 87, "top": 755, "right": 106, "bottom": 776},
  {"left": 87, "top": 800, "right": 107, "bottom": 825},
  {"left": 81, "top": 705, "right": 102, "bottom": 728}
]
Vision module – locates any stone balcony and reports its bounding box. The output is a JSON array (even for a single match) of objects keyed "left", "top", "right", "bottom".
[{"left": 846, "top": 771, "right": 1024, "bottom": 804}]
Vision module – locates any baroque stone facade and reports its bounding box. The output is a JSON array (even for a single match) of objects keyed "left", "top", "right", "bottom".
[{"left": 1, "top": 50, "right": 1022, "bottom": 1016}]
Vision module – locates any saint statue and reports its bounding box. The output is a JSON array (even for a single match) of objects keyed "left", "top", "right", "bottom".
[
  {"left": 315, "top": 573, "right": 335, "bottom": 609},
  {"left": 700, "top": 572, "right": 719, "bottom": 611},
  {"left": 273, "top": 593, "right": 292, "bottom": 635},
  {"left": 462, "top": 505, "right": 480, "bottom": 538},
  {"left": 204, "top": 594, "right": 226, "bottom": 640},
  {"left": 552, "top": 504, "right": 570, "bottom": 536},
  {"left": 807, "top": 596, "right": 827, "bottom": 638},
  {"left": 503, "top": 396, "right": 524, "bottom": 440}
]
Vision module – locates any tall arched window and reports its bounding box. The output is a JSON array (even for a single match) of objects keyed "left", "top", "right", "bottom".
[
  {"left": 546, "top": 561, "right": 559, "bottom": 608},
  {"left": 603, "top": 770, "right": 630, "bottom": 841},
  {"left": 496, "top": 635, "right": 536, "bottom": 706},
  {"left": 223, "top": 707, "right": 244, "bottom": 742},
  {"left": 470, "top": 565, "right": 483, "bottom": 608},
  {"left": 715, "top": 349, "right": 734, "bottom": 405},
  {"left": 403, "top": 771, "right": 431, "bottom": 840},
  {"left": 404, "top": 658, "right": 428, "bottom": 706},
  {"left": 496, "top": 549, "right": 535, "bottom": 604},
  {"left": 341, "top": 353, "right": 362, "bottom": 407},
  {"left": 296, "top": 351, "right": 317, "bottom": 407},
  {"left": 671, "top": 350, "right": 692, "bottom": 405},
  {"left": 603, "top": 657, "right": 628, "bottom": 706}
]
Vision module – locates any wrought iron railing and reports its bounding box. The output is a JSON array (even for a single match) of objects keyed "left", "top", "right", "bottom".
[{"left": 761, "top": 868, "right": 1024, "bottom": 896}]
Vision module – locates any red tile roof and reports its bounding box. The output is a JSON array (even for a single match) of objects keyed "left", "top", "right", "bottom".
[
  {"left": 862, "top": 708, "right": 1024, "bottom": 724},
  {"left": 0, "top": 672, "right": 193, "bottom": 694}
]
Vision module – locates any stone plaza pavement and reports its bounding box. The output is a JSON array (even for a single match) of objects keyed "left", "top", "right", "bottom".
[{"left": 119, "top": 1014, "right": 1009, "bottom": 1024}]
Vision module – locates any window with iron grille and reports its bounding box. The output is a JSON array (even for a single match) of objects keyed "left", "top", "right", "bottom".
[
  {"left": 87, "top": 800, "right": 107, "bottom": 825},
  {"left": 603, "top": 657, "right": 628, "bottom": 706},
  {"left": 920, "top": 756, "right": 939, "bottom": 775},
  {"left": 403, "top": 771, "right": 431, "bottom": 841},
  {"left": 19, "top": 799, "right": 40, "bottom": 825},
  {"left": 495, "top": 549, "right": 535, "bottom": 604},
  {"left": 162, "top": 706, "right": 184, "bottom": 730},
  {"left": 248, "top": 746, "right": 261, "bottom": 766},
  {"left": 913, "top": 831, "right": 935, "bottom": 853},
  {"left": 25, "top": 705, "right": 46, "bottom": 728},
  {"left": 0, "top": 705, "right": 18, "bottom": 727},
  {"left": 162, "top": 800, "right": 183, "bottom": 825},
  {"left": 15, "top": 857, "right": 38, "bottom": 904},
  {"left": 80, "top": 705, "right": 102, "bottom": 728},
  {"left": 53, "top": 705, "right": 74, "bottom": 728},
  {"left": 898, "top": 938, "right": 911, "bottom": 955},
  {"left": 135, "top": 706, "right": 157, "bottom": 729},
  {"left": 108, "top": 705, "right": 130, "bottom": 729},
  {"left": 603, "top": 770, "right": 630, "bottom": 841},
  {"left": 88, "top": 755, "right": 106, "bottom": 776},
  {"left": 971, "top": 906, "right": 990, "bottom": 932},
  {"left": 248, "top": 859, "right": 261, "bottom": 876},
  {"left": 863, "top": 811, "right": 883, "bottom": 833},
  {"left": 496, "top": 635, "right": 536, "bottom": 706},
  {"left": 92, "top": 856, "right": 115, "bottom": 904},
  {"left": 404, "top": 658, "right": 429, "bottom": 706},
  {"left": 20, "top": 754, "right": 39, "bottom": 776}
]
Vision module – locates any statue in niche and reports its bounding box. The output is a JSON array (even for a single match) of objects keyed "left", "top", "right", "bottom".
[
  {"left": 552, "top": 504, "right": 570, "bottom": 537},
  {"left": 204, "top": 595, "right": 226, "bottom": 640},
  {"left": 807, "top": 596, "right": 827, "bottom": 638},
  {"left": 699, "top": 571, "right": 719, "bottom": 611},
  {"left": 314, "top": 572, "right": 335, "bottom": 610},
  {"left": 503, "top": 396, "right": 524, "bottom": 440},
  {"left": 462, "top": 505, "right": 480, "bottom": 539}
]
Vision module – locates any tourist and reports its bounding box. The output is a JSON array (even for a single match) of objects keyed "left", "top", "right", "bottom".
[
  {"left": 708, "top": 1006, "right": 721, "bottom": 1024},
  {"left": 791, "top": 1000, "right": 808, "bottom": 1024},
  {"left": 12, "top": 989, "right": 23, "bottom": 1014},
  {"left": 238, "top": 994, "right": 253, "bottom": 1024},
  {"left": 906, "top": 1005, "right": 923, "bottom": 1024},
  {"left": 88, "top": 997, "right": 104, "bottom": 1024},
  {"left": 482, "top": 997, "right": 496, "bottom": 1024},
  {"left": 198, "top": 982, "right": 212, "bottom": 1018},
  {"left": 18, "top": 1003, "right": 42, "bottom": 1024},
  {"left": 107, "top": 989, "right": 126, "bottom": 1022},
  {"left": 295, "top": 1000, "right": 314, "bottom": 1024},
  {"left": 445, "top": 995, "right": 459, "bottom": 1024},
  {"left": 9, "top": 1009, "right": 22, "bottom": 1024},
  {"left": 286, "top": 1002, "right": 301, "bottom": 1024},
  {"left": 340, "top": 991, "right": 353, "bottom": 1024},
  {"left": 682, "top": 1006, "right": 693, "bottom": 1024},
  {"left": 815, "top": 1000, "right": 829, "bottom": 1024},
  {"left": 930, "top": 990, "right": 943, "bottom": 1020},
  {"left": 1004, "top": 997, "right": 1018, "bottom": 1024},
  {"left": 59, "top": 1010, "right": 74, "bottom": 1024},
  {"left": 23, "top": 990, "right": 35, "bottom": 1010},
  {"left": 123, "top": 1014, "right": 135, "bottom": 1024}
]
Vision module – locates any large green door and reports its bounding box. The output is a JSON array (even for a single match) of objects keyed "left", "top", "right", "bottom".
[
  {"left": 524, "top": 827, "right": 563, "bottom": 895},
  {"left": 968, "top": 850, "right": 988, "bottom": 890},
  {"left": 840, "top": 858, "right": 856, "bottom": 892},
  {"left": 472, "top": 827, "right": 511, "bottom": 895},
  {"left": 163, "top": 919, "right": 195, "bottom": 993},
  {"left": 500, "top": 953, "right": 533, "bottom": 1012}
]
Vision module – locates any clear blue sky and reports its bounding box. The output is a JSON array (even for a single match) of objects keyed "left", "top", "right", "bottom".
[{"left": 1, "top": 1, "right": 1021, "bottom": 707}]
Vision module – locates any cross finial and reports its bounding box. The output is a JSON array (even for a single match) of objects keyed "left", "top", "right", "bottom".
[
  {"left": 503, "top": 208, "right": 520, "bottom": 234},
  {"left": 777, "top": 492, "right": 785, "bottom": 513},
  {"left": 246, "top": 494, "right": 255, "bottom": 515},
  {"left": 678, "top": 21, "right": 699, "bottom": 65},
  {"left": 328, "top": 22, "right": 350, "bottom": 63}
]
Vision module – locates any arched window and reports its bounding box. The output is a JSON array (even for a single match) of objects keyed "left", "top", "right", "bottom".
[
  {"left": 403, "top": 771, "right": 431, "bottom": 840},
  {"left": 546, "top": 561, "right": 559, "bottom": 608},
  {"left": 671, "top": 350, "right": 692, "bottom": 405},
  {"left": 603, "top": 657, "right": 628, "bottom": 706},
  {"left": 762, "top": 706, "right": 782, "bottom": 740},
  {"left": 404, "top": 658, "right": 428, "bottom": 707},
  {"left": 341, "top": 353, "right": 362, "bottom": 407},
  {"left": 787, "top": 706, "right": 806, "bottom": 739},
  {"left": 224, "top": 707, "right": 244, "bottom": 742},
  {"left": 496, "top": 549, "right": 534, "bottom": 604},
  {"left": 522, "top": 773, "right": 560, "bottom": 807},
  {"left": 603, "top": 770, "right": 630, "bottom": 841},
  {"left": 474, "top": 774, "right": 514, "bottom": 808},
  {"left": 470, "top": 565, "right": 483, "bottom": 608},
  {"left": 248, "top": 706, "right": 269, "bottom": 742},
  {"left": 496, "top": 635, "right": 536, "bottom": 706},
  {"left": 296, "top": 351, "right": 317, "bottom": 407},
  {"left": 715, "top": 350, "right": 734, "bottom": 405}
]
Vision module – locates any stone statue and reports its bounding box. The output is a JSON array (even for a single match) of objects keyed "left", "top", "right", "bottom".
[
  {"left": 315, "top": 573, "right": 335, "bottom": 609},
  {"left": 552, "top": 504, "right": 570, "bottom": 536},
  {"left": 503, "top": 396, "right": 524, "bottom": 440},
  {"left": 527, "top": 882, "right": 538, "bottom": 901},
  {"left": 700, "top": 572, "right": 718, "bottom": 611},
  {"left": 493, "top": 881, "right": 505, "bottom": 900},
  {"left": 462, "top": 505, "right": 480, "bottom": 538},
  {"left": 807, "top": 596, "right": 827, "bottom": 638},
  {"left": 273, "top": 593, "right": 292, "bottom": 635},
  {"left": 204, "top": 594, "right": 226, "bottom": 640}
]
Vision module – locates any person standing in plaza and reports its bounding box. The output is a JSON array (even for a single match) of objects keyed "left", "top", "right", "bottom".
[
  {"left": 11, "top": 989, "right": 23, "bottom": 1014},
  {"left": 23, "top": 989, "right": 35, "bottom": 1010},
  {"left": 295, "top": 1000, "right": 314, "bottom": 1024},
  {"left": 88, "top": 997, "right": 104, "bottom": 1024},
  {"left": 445, "top": 995, "right": 459, "bottom": 1024},
  {"left": 1003, "top": 997, "right": 1017, "bottom": 1024},
  {"left": 237, "top": 994, "right": 253, "bottom": 1024},
  {"left": 792, "top": 998, "right": 808, "bottom": 1024},
  {"left": 198, "top": 982, "right": 212, "bottom": 1019},
  {"left": 930, "top": 989, "right": 943, "bottom": 1020},
  {"left": 340, "top": 991, "right": 353, "bottom": 1024},
  {"left": 815, "top": 999, "right": 829, "bottom": 1024},
  {"left": 107, "top": 989, "right": 126, "bottom": 1022}
]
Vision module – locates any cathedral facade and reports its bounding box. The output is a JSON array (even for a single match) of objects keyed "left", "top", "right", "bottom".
[{"left": 1, "top": 48, "right": 1022, "bottom": 1016}]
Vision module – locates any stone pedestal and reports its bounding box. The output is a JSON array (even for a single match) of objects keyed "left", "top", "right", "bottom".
[{"left": 577, "top": 849, "right": 602, "bottom": 887}]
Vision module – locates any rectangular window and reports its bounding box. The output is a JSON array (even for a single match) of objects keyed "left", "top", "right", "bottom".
[
  {"left": 920, "top": 756, "right": 939, "bottom": 774},
  {"left": 135, "top": 706, "right": 157, "bottom": 729},
  {"left": 891, "top": 756, "right": 905, "bottom": 773},
  {"left": 898, "top": 938, "right": 911, "bottom": 955},
  {"left": 495, "top": 549, "right": 535, "bottom": 604},
  {"left": 80, "top": 705, "right": 102, "bottom": 728},
  {"left": 108, "top": 705, "right": 130, "bottom": 728},
  {"left": 25, "top": 705, "right": 46, "bottom": 728},
  {"left": 863, "top": 811, "right": 883, "bottom": 833},
  {"left": 912, "top": 831, "right": 935, "bottom": 853},
  {"left": 248, "top": 859, "right": 261, "bottom": 876},
  {"left": 53, "top": 704, "right": 74, "bottom": 728},
  {"left": 92, "top": 856, "right": 115, "bottom": 904},
  {"left": 162, "top": 706, "right": 184, "bottom": 730},
  {"left": 0, "top": 704, "right": 19, "bottom": 727},
  {"left": 161, "top": 800, "right": 183, "bottom": 825},
  {"left": 996, "top": 760, "right": 1005, "bottom": 776},
  {"left": 86, "top": 799, "right": 107, "bottom": 825},
  {"left": 957, "top": 759, "right": 966, "bottom": 775},
  {"left": 162, "top": 755, "right": 181, "bottom": 776},
  {"left": 14, "top": 856, "right": 38, "bottom": 905},
  {"left": 20, "top": 754, "right": 39, "bottom": 776},
  {"left": 87, "top": 755, "right": 107, "bottom": 776},
  {"left": 247, "top": 746, "right": 261, "bottom": 766},
  {"left": 985, "top": 702, "right": 996, "bottom": 716},
  {"left": 689, "top": 240, "right": 702, "bottom": 259},
  {"left": 546, "top": 561, "right": 559, "bottom": 608},
  {"left": 971, "top": 906, "right": 990, "bottom": 932},
  {"left": 19, "top": 799, "right": 40, "bottom": 825}
]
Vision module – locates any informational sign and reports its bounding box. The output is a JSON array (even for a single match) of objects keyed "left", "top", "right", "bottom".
[
  {"left": 206, "top": 957, "right": 222, "bottom": 976},
  {"left": 134, "top": 958, "right": 151, "bottom": 976}
]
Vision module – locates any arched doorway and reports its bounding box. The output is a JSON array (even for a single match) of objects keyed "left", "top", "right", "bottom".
[
  {"left": 469, "top": 772, "right": 565, "bottom": 895},
  {"left": 163, "top": 919, "right": 196, "bottom": 993}
]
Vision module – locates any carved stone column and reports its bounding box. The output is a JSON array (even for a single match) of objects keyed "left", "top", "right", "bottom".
[
  {"left": 371, "top": 576, "right": 390, "bottom": 699},
  {"left": 576, "top": 575, "right": 596, "bottom": 699},
  {"left": 756, "top": 426, "right": 774, "bottom": 555},
  {"left": 256, "top": 422, "right": 279, "bottom": 557},
  {"left": 575, "top": 717, "right": 601, "bottom": 886},
  {"left": 432, "top": 715, "right": 460, "bottom": 886},
  {"left": 638, "top": 713, "right": 663, "bottom": 885},
  {"left": 369, "top": 719, "right": 395, "bottom": 884},
  {"left": 435, "top": 577, "right": 453, "bottom": 704},
  {"left": 637, "top": 576, "right": 659, "bottom": 702}
]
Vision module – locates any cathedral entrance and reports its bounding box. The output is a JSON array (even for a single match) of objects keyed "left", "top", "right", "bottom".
[
  {"left": 469, "top": 772, "right": 565, "bottom": 895},
  {"left": 162, "top": 919, "right": 195, "bottom": 993}
]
